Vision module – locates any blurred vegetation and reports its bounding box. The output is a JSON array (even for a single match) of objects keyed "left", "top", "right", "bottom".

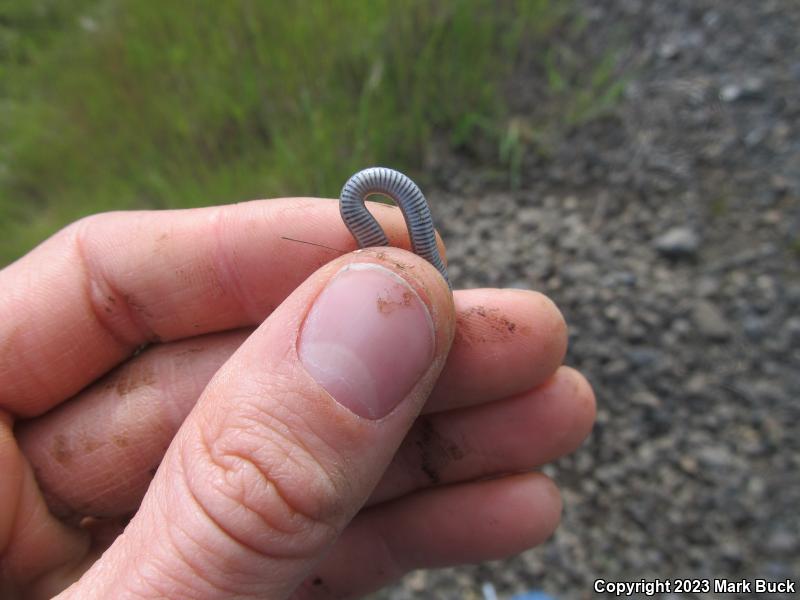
[{"left": 0, "top": 0, "right": 613, "bottom": 264}]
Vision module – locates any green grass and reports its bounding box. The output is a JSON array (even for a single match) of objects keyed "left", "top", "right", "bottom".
[
  {"left": 544, "top": 43, "right": 627, "bottom": 127},
  {"left": 477, "top": 14, "right": 628, "bottom": 189},
  {"left": 0, "top": 0, "right": 573, "bottom": 263}
]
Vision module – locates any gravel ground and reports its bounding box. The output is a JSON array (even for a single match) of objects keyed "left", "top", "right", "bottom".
[{"left": 376, "top": 1, "right": 800, "bottom": 598}]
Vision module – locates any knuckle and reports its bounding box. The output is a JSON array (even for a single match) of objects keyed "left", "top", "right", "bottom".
[
  {"left": 70, "top": 212, "right": 157, "bottom": 346},
  {"left": 182, "top": 397, "right": 348, "bottom": 560},
  {"left": 65, "top": 210, "right": 116, "bottom": 241}
]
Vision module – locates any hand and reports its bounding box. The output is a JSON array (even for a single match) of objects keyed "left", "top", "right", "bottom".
[{"left": 0, "top": 198, "right": 595, "bottom": 599}]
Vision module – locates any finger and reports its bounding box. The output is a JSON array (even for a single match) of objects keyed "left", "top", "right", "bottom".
[
  {"left": 16, "top": 330, "right": 250, "bottom": 522},
  {"left": 295, "top": 473, "right": 561, "bottom": 599},
  {"left": 62, "top": 247, "right": 455, "bottom": 599},
  {"left": 0, "top": 198, "right": 437, "bottom": 417},
  {"left": 20, "top": 288, "right": 567, "bottom": 520},
  {"left": 369, "top": 366, "right": 595, "bottom": 504},
  {"left": 428, "top": 287, "right": 567, "bottom": 412},
  {"left": 0, "top": 411, "right": 91, "bottom": 600}
]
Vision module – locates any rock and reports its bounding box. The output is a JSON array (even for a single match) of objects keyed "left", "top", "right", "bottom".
[
  {"left": 695, "top": 275, "right": 719, "bottom": 297},
  {"left": 678, "top": 455, "right": 699, "bottom": 474},
  {"left": 762, "top": 530, "right": 798, "bottom": 555},
  {"left": 631, "top": 389, "right": 662, "bottom": 407},
  {"left": 786, "top": 283, "right": 800, "bottom": 307},
  {"left": 561, "top": 262, "right": 598, "bottom": 282},
  {"left": 786, "top": 316, "right": 800, "bottom": 343},
  {"left": 658, "top": 40, "right": 680, "bottom": 60},
  {"left": 517, "top": 207, "right": 541, "bottom": 228},
  {"left": 691, "top": 299, "right": 731, "bottom": 340},
  {"left": 743, "top": 315, "right": 767, "bottom": 339},
  {"left": 719, "top": 76, "right": 765, "bottom": 102},
  {"left": 654, "top": 227, "right": 700, "bottom": 258},
  {"left": 697, "top": 445, "right": 736, "bottom": 469},
  {"left": 405, "top": 570, "right": 428, "bottom": 592},
  {"left": 627, "top": 347, "right": 661, "bottom": 368}
]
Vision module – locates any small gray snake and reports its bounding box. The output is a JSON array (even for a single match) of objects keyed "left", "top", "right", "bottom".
[{"left": 339, "top": 167, "right": 450, "bottom": 288}]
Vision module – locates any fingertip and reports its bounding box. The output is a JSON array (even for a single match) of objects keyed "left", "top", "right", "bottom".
[
  {"left": 515, "top": 472, "right": 563, "bottom": 542},
  {"left": 530, "top": 290, "right": 569, "bottom": 367},
  {"left": 459, "top": 473, "right": 563, "bottom": 556},
  {"left": 527, "top": 366, "right": 596, "bottom": 461},
  {"left": 429, "top": 287, "right": 568, "bottom": 412},
  {"left": 571, "top": 365, "right": 597, "bottom": 421},
  {"left": 555, "top": 365, "right": 597, "bottom": 450},
  {"left": 538, "top": 471, "right": 564, "bottom": 524}
]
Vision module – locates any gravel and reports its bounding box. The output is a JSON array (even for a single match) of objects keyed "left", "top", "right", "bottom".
[
  {"left": 376, "top": 1, "right": 800, "bottom": 598},
  {"left": 653, "top": 227, "right": 700, "bottom": 259}
]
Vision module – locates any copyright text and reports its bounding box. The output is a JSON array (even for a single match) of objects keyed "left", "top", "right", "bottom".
[{"left": 593, "top": 578, "right": 796, "bottom": 596}]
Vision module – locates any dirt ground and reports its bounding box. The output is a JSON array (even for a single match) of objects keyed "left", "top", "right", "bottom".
[{"left": 377, "top": 1, "right": 800, "bottom": 598}]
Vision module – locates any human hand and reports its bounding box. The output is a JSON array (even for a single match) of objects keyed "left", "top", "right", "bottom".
[{"left": 0, "top": 198, "right": 595, "bottom": 599}]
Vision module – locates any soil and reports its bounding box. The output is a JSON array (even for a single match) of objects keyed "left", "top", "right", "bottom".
[{"left": 378, "top": 0, "right": 800, "bottom": 598}]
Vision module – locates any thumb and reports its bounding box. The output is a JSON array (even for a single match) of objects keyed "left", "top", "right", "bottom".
[{"left": 60, "top": 248, "right": 455, "bottom": 600}]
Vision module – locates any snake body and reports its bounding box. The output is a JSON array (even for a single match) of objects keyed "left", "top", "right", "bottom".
[{"left": 339, "top": 167, "right": 450, "bottom": 287}]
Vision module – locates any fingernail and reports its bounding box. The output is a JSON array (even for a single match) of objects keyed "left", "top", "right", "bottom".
[{"left": 298, "top": 263, "right": 435, "bottom": 419}]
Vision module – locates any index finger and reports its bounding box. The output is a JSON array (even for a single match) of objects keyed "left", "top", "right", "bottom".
[{"left": 0, "top": 198, "right": 430, "bottom": 417}]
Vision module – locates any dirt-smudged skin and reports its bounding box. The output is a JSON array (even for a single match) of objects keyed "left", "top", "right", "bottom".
[
  {"left": 414, "top": 417, "right": 466, "bottom": 485},
  {"left": 17, "top": 331, "right": 247, "bottom": 522},
  {"left": 454, "top": 305, "right": 531, "bottom": 347}
]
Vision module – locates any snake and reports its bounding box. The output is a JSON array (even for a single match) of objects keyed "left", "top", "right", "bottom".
[{"left": 339, "top": 166, "right": 450, "bottom": 288}]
